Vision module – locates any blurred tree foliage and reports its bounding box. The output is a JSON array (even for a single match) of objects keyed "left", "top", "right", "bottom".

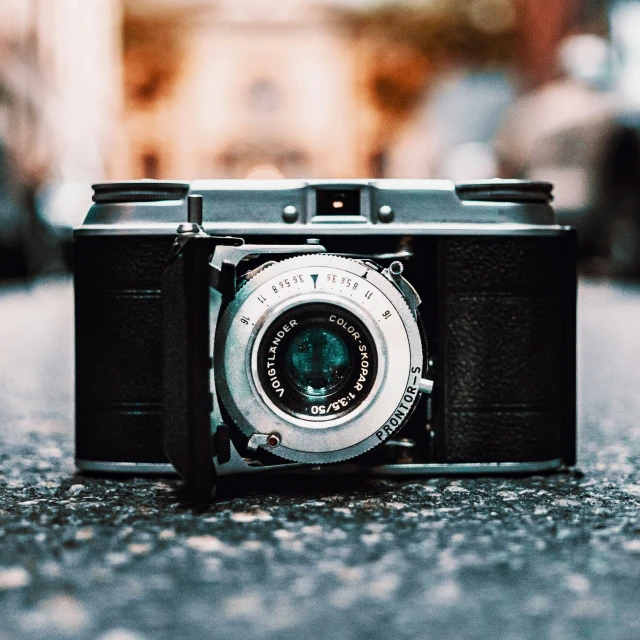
[{"left": 344, "top": 0, "right": 517, "bottom": 117}]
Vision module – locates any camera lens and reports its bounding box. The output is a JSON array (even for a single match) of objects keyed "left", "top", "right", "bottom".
[
  {"left": 216, "top": 254, "right": 426, "bottom": 464},
  {"left": 284, "top": 327, "right": 350, "bottom": 397},
  {"left": 256, "top": 302, "right": 377, "bottom": 421}
]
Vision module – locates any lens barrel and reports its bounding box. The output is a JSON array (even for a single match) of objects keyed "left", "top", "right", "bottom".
[{"left": 215, "top": 254, "right": 425, "bottom": 464}]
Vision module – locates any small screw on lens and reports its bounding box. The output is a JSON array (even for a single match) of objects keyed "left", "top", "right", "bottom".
[{"left": 267, "top": 433, "right": 281, "bottom": 447}]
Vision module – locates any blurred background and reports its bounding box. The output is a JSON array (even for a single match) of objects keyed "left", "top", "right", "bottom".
[{"left": 1, "top": 0, "right": 640, "bottom": 276}]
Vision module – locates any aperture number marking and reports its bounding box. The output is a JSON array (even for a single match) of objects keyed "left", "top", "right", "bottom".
[
  {"left": 311, "top": 393, "right": 355, "bottom": 415},
  {"left": 272, "top": 274, "right": 305, "bottom": 294},
  {"left": 326, "top": 273, "right": 359, "bottom": 290}
]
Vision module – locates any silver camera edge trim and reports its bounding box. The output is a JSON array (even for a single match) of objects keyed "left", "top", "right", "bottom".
[{"left": 75, "top": 457, "right": 567, "bottom": 476}]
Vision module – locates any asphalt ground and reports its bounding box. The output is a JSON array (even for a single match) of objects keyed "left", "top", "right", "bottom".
[{"left": 0, "top": 276, "right": 638, "bottom": 640}]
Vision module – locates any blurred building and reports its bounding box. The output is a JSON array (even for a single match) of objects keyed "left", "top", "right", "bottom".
[
  {"left": 120, "top": 0, "right": 369, "bottom": 179},
  {"left": 0, "top": 0, "right": 120, "bottom": 185},
  {"left": 0, "top": 0, "right": 609, "bottom": 186},
  {"left": 109, "top": 0, "right": 526, "bottom": 180}
]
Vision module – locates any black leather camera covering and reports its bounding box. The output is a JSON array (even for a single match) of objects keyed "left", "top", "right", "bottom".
[
  {"left": 75, "top": 236, "right": 174, "bottom": 464},
  {"left": 436, "top": 233, "right": 576, "bottom": 464},
  {"left": 75, "top": 229, "right": 576, "bottom": 474}
]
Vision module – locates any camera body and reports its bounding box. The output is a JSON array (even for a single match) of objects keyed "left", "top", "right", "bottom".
[{"left": 75, "top": 179, "right": 576, "bottom": 496}]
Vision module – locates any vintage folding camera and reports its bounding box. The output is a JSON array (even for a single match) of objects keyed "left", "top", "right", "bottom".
[{"left": 74, "top": 179, "right": 576, "bottom": 498}]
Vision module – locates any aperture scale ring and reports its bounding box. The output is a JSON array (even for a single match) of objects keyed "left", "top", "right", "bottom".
[{"left": 214, "top": 254, "right": 425, "bottom": 464}]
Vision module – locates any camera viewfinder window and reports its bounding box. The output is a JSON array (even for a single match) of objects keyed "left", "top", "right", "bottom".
[{"left": 316, "top": 189, "right": 361, "bottom": 216}]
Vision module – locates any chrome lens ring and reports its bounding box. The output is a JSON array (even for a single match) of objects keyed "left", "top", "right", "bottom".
[{"left": 214, "top": 254, "right": 425, "bottom": 464}]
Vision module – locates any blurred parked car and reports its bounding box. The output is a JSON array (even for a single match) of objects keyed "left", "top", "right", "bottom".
[
  {"left": 0, "top": 139, "right": 64, "bottom": 277},
  {"left": 35, "top": 180, "right": 94, "bottom": 271},
  {"left": 596, "top": 113, "right": 640, "bottom": 276},
  {"left": 494, "top": 35, "right": 640, "bottom": 275},
  {"left": 0, "top": 139, "right": 28, "bottom": 275}
]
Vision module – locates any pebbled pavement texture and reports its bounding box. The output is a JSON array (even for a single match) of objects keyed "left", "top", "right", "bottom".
[{"left": 0, "top": 276, "right": 638, "bottom": 640}]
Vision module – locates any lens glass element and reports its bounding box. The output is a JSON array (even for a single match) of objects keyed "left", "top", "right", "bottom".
[
  {"left": 256, "top": 302, "right": 378, "bottom": 421},
  {"left": 285, "top": 327, "right": 350, "bottom": 396}
]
